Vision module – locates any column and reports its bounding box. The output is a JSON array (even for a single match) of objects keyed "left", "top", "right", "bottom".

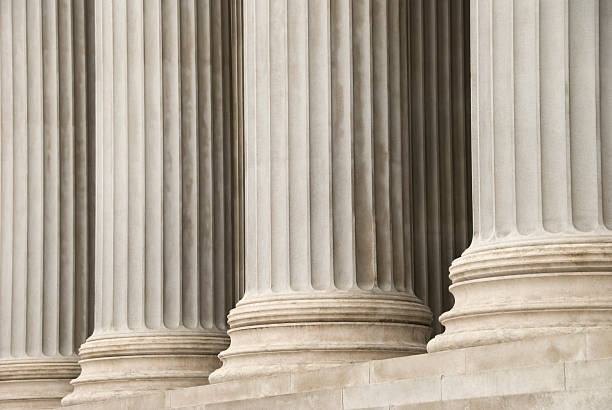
[
  {"left": 62, "top": 0, "right": 235, "bottom": 404},
  {"left": 429, "top": 0, "right": 612, "bottom": 352},
  {"left": 407, "top": 0, "right": 472, "bottom": 335},
  {"left": 209, "top": 0, "right": 433, "bottom": 383},
  {"left": 0, "top": 0, "right": 91, "bottom": 408}
]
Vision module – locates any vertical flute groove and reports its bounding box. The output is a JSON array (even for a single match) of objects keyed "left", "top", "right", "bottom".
[
  {"left": 211, "top": 0, "right": 229, "bottom": 330},
  {"left": 255, "top": 0, "right": 271, "bottom": 293},
  {"left": 0, "top": 0, "right": 10, "bottom": 360},
  {"left": 410, "top": 0, "right": 428, "bottom": 303},
  {"left": 330, "top": 0, "right": 355, "bottom": 290},
  {"left": 352, "top": 0, "right": 376, "bottom": 290},
  {"left": 180, "top": 0, "right": 199, "bottom": 329},
  {"left": 436, "top": 0, "right": 453, "bottom": 332},
  {"left": 112, "top": 0, "right": 129, "bottom": 332},
  {"left": 539, "top": 0, "right": 570, "bottom": 233},
  {"left": 222, "top": 0, "right": 234, "bottom": 325},
  {"left": 198, "top": 0, "right": 214, "bottom": 329},
  {"left": 244, "top": 0, "right": 257, "bottom": 295},
  {"left": 59, "top": 0, "right": 76, "bottom": 354},
  {"left": 423, "top": 0, "right": 442, "bottom": 333},
  {"left": 399, "top": 0, "right": 412, "bottom": 294},
  {"left": 162, "top": 0, "right": 182, "bottom": 329},
  {"left": 568, "top": 0, "right": 599, "bottom": 232},
  {"left": 388, "top": 0, "right": 405, "bottom": 293},
  {"left": 269, "top": 0, "right": 289, "bottom": 292},
  {"left": 73, "top": 0, "right": 90, "bottom": 349},
  {"left": 26, "top": 0, "right": 44, "bottom": 357},
  {"left": 288, "top": 0, "right": 310, "bottom": 292},
  {"left": 144, "top": 0, "right": 164, "bottom": 330},
  {"left": 12, "top": 0, "right": 28, "bottom": 358},
  {"left": 308, "top": 0, "right": 332, "bottom": 291},
  {"left": 513, "top": 0, "right": 542, "bottom": 235},
  {"left": 372, "top": 0, "right": 392, "bottom": 292},
  {"left": 127, "top": 0, "right": 145, "bottom": 330},
  {"left": 602, "top": 0, "right": 612, "bottom": 229}
]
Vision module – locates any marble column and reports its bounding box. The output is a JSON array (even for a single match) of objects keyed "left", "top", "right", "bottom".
[
  {"left": 63, "top": 0, "right": 235, "bottom": 404},
  {"left": 429, "top": 0, "right": 612, "bottom": 352},
  {"left": 0, "top": 0, "right": 91, "bottom": 408},
  {"left": 209, "top": 0, "right": 433, "bottom": 383}
]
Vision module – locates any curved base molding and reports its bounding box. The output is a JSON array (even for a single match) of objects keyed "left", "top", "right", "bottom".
[
  {"left": 61, "top": 330, "right": 229, "bottom": 405},
  {"left": 209, "top": 293, "right": 432, "bottom": 383},
  {"left": 428, "top": 240, "right": 612, "bottom": 352},
  {"left": 0, "top": 357, "right": 79, "bottom": 409}
]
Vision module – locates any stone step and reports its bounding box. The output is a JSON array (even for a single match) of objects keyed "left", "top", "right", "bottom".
[
  {"left": 166, "top": 357, "right": 612, "bottom": 409},
  {"left": 165, "top": 330, "right": 612, "bottom": 409},
  {"left": 58, "top": 330, "right": 612, "bottom": 409},
  {"left": 187, "top": 384, "right": 612, "bottom": 410},
  {"left": 393, "top": 388, "right": 612, "bottom": 410}
]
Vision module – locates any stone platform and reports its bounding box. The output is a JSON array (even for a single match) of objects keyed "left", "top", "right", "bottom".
[{"left": 50, "top": 330, "right": 612, "bottom": 410}]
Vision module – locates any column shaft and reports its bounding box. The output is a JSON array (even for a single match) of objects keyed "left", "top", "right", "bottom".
[
  {"left": 63, "top": 0, "right": 236, "bottom": 404},
  {"left": 429, "top": 0, "right": 612, "bottom": 352},
  {"left": 0, "top": 0, "right": 91, "bottom": 407}
]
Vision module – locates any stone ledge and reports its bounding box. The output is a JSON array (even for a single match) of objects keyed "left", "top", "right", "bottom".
[
  {"left": 392, "top": 388, "right": 612, "bottom": 410},
  {"left": 58, "top": 329, "right": 612, "bottom": 409}
]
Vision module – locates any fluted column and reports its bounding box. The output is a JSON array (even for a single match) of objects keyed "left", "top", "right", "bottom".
[
  {"left": 63, "top": 0, "right": 235, "bottom": 404},
  {"left": 0, "top": 0, "right": 91, "bottom": 408},
  {"left": 209, "top": 0, "right": 433, "bottom": 383},
  {"left": 429, "top": 0, "right": 612, "bottom": 352},
  {"left": 406, "top": 0, "right": 472, "bottom": 335}
]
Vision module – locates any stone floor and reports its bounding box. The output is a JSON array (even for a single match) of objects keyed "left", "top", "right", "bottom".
[{"left": 51, "top": 330, "right": 612, "bottom": 409}]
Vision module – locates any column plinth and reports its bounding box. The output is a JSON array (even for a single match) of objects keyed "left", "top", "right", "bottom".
[
  {"left": 64, "top": 330, "right": 228, "bottom": 404},
  {"left": 62, "top": 0, "right": 235, "bottom": 404},
  {"left": 209, "top": 0, "right": 433, "bottom": 383},
  {"left": 212, "top": 293, "right": 431, "bottom": 382},
  {"left": 428, "top": 0, "right": 612, "bottom": 352}
]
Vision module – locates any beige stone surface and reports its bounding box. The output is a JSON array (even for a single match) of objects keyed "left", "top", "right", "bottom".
[
  {"left": 60, "top": 392, "right": 166, "bottom": 410},
  {"left": 393, "top": 389, "right": 612, "bottom": 410},
  {"left": 205, "top": 389, "right": 342, "bottom": 410},
  {"left": 464, "top": 333, "right": 587, "bottom": 373},
  {"left": 291, "top": 362, "right": 370, "bottom": 393},
  {"left": 370, "top": 349, "right": 465, "bottom": 384},
  {"left": 441, "top": 363, "right": 565, "bottom": 401},
  {"left": 587, "top": 330, "right": 612, "bottom": 360},
  {"left": 565, "top": 358, "right": 612, "bottom": 390},
  {"left": 343, "top": 377, "right": 442, "bottom": 409},
  {"left": 166, "top": 374, "right": 291, "bottom": 409}
]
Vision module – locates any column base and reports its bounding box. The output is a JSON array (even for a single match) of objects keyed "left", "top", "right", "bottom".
[
  {"left": 428, "top": 239, "right": 612, "bottom": 353},
  {"left": 61, "top": 329, "right": 229, "bottom": 405},
  {"left": 0, "top": 357, "right": 78, "bottom": 409},
  {"left": 209, "top": 292, "right": 432, "bottom": 383}
]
